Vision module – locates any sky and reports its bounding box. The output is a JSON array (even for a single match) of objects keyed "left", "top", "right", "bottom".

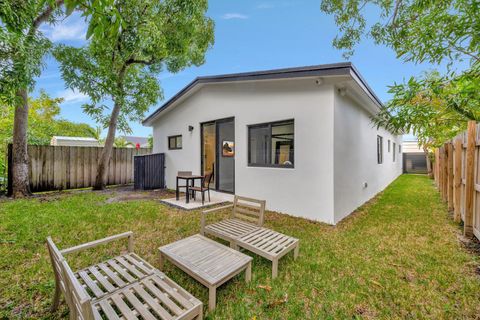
[{"left": 34, "top": 0, "right": 465, "bottom": 139}]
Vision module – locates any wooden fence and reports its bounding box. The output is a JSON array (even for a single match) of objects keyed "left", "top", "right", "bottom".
[
  {"left": 434, "top": 121, "right": 480, "bottom": 240},
  {"left": 8, "top": 145, "right": 151, "bottom": 193}
]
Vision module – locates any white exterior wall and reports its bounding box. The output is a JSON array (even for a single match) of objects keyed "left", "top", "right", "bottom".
[
  {"left": 152, "top": 79, "right": 336, "bottom": 223},
  {"left": 333, "top": 92, "right": 402, "bottom": 223},
  {"left": 402, "top": 141, "right": 423, "bottom": 153}
]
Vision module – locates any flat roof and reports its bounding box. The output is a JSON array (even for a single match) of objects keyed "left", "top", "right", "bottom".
[
  {"left": 52, "top": 136, "right": 98, "bottom": 141},
  {"left": 143, "top": 62, "right": 383, "bottom": 126}
]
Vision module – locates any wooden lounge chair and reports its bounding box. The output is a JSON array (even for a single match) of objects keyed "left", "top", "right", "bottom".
[
  {"left": 47, "top": 232, "right": 203, "bottom": 320},
  {"left": 201, "top": 197, "right": 300, "bottom": 278},
  {"left": 200, "top": 195, "right": 266, "bottom": 247}
]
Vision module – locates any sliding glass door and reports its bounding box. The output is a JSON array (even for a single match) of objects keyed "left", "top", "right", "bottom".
[{"left": 201, "top": 118, "right": 235, "bottom": 193}]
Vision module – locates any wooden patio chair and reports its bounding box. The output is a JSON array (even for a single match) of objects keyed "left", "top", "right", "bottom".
[
  {"left": 47, "top": 232, "right": 203, "bottom": 320},
  {"left": 190, "top": 169, "right": 214, "bottom": 205},
  {"left": 200, "top": 195, "right": 266, "bottom": 247}
]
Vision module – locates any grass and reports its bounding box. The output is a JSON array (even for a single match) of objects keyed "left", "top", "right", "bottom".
[{"left": 1, "top": 175, "right": 480, "bottom": 319}]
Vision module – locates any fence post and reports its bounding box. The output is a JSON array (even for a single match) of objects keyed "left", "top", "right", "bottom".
[
  {"left": 454, "top": 138, "right": 462, "bottom": 222},
  {"left": 464, "top": 121, "right": 476, "bottom": 238},
  {"left": 439, "top": 147, "right": 444, "bottom": 194},
  {"left": 447, "top": 142, "right": 454, "bottom": 211},
  {"left": 442, "top": 145, "right": 449, "bottom": 201}
]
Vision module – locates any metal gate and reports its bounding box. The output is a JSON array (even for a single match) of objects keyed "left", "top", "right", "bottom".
[
  {"left": 134, "top": 153, "right": 165, "bottom": 190},
  {"left": 403, "top": 153, "right": 427, "bottom": 174}
]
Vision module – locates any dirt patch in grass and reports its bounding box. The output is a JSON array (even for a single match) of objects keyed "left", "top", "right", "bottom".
[{"left": 104, "top": 189, "right": 174, "bottom": 203}]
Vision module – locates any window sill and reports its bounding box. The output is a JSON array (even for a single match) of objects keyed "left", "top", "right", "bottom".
[{"left": 247, "top": 164, "right": 294, "bottom": 169}]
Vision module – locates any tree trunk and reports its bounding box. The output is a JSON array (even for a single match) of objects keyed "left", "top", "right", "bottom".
[
  {"left": 424, "top": 148, "right": 433, "bottom": 178},
  {"left": 93, "top": 101, "right": 122, "bottom": 190},
  {"left": 12, "top": 89, "right": 31, "bottom": 197}
]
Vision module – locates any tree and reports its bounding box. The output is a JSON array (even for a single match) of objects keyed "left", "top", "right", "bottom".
[
  {"left": 1, "top": 0, "right": 63, "bottom": 197},
  {"left": 87, "top": 125, "right": 104, "bottom": 145},
  {"left": 319, "top": 0, "right": 479, "bottom": 64},
  {"left": 0, "top": 0, "right": 103, "bottom": 197},
  {"left": 54, "top": 0, "right": 214, "bottom": 190},
  {"left": 373, "top": 67, "right": 480, "bottom": 149},
  {"left": 0, "top": 91, "right": 96, "bottom": 146},
  {"left": 147, "top": 134, "right": 153, "bottom": 149},
  {"left": 113, "top": 137, "right": 133, "bottom": 148}
]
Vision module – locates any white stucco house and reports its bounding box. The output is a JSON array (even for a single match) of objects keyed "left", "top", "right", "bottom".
[{"left": 143, "top": 63, "right": 402, "bottom": 224}]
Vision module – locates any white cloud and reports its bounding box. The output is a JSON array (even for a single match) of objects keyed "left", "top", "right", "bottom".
[
  {"left": 256, "top": 3, "right": 275, "bottom": 9},
  {"left": 221, "top": 13, "right": 249, "bottom": 20},
  {"left": 41, "top": 15, "right": 87, "bottom": 42},
  {"left": 57, "top": 89, "right": 89, "bottom": 104}
]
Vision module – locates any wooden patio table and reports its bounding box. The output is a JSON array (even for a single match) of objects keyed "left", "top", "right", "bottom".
[
  {"left": 158, "top": 234, "right": 252, "bottom": 311},
  {"left": 176, "top": 174, "right": 203, "bottom": 203}
]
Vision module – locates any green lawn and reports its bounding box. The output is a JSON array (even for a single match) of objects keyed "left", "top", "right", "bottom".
[{"left": 1, "top": 175, "right": 480, "bottom": 319}]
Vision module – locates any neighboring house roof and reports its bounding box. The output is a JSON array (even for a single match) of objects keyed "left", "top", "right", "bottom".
[
  {"left": 50, "top": 136, "right": 100, "bottom": 147},
  {"left": 52, "top": 136, "right": 98, "bottom": 141},
  {"left": 119, "top": 136, "right": 149, "bottom": 147},
  {"left": 143, "top": 62, "right": 384, "bottom": 126}
]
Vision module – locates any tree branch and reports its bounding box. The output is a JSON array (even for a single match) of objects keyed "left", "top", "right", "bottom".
[
  {"left": 125, "top": 58, "right": 156, "bottom": 66},
  {"left": 391, "top": 0, "right": 402, "bottom": 27},
  {"left": 449, "top": 42, "right": 480, "bottom": 63},
  {"left": 32, "top": 0, "right": 65, "bottom": 31}
]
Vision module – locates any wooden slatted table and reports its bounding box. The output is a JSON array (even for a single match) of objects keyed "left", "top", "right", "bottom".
[
  {"left": 159, "top": 234, "right": 252, "bottom": 311},
  {"left": 235, "top": 228, "right": 299, "bottom": 279}
]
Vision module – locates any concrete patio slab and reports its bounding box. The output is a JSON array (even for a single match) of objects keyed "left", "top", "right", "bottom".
[{"left": 160, "top": 191, "right": 234, "bottom": 210}]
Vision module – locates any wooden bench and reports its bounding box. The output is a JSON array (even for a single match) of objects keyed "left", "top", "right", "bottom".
[
  {"left": 201, "top": 195, "right": 266, "bottom": 247},
  {"left": 236, "top": 228, "right": 299, "bottom": 278},
  {"left": 47, "top": 232, "right": 203, "bottom": 320}
]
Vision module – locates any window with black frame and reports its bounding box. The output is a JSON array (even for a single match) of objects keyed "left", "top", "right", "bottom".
[
  {"left": 168, "top": 135, "right": 182, "bottom": 150},
  {"left": 377, "top": 135, "right": 383, "bottom": 164},
  {"left": 248, "top": 120, "right": 294, "bottom": 168}
]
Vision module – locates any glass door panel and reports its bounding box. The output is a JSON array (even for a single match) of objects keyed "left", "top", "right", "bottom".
[
  {"left": 202, "top": 122, "right": 216, "bottom": 189},
  {"left": 217, "top": 119, "right": 234, "bottom": 193}
]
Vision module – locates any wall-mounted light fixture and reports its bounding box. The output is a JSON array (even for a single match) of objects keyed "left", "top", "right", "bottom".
[{"left": 188, "top": 125, "right": 194, "bottom": 132}]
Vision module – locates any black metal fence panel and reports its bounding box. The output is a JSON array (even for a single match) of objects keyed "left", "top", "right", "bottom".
[
  {"left": 134, "top": 153, "right": 165, "bottom": 190},
  {"left": 403, "top": 153, "right": 428, "bottom": 174}
]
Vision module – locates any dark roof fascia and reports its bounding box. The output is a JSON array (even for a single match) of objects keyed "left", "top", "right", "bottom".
[
  {"left": 142, "top": 62, "right": 382, "bottom": 125},
  {"left": 347, "top": 64, "right": 384, "bottom": 109}
]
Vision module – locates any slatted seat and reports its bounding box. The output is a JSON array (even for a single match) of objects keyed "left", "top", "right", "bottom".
[
  {"left": 91, "top": 274, "right": 201, "bottom": 320},
  {"left": 203, "top": 219, "right": 260, "bottom": 243},
  {"left": 236, "top": 228, "right": 299, "bottom": 279},
  {"left": 74, "top": 252, "right": 155, "bottom": 299},
  {"left": 47, "top": 232, "right": 203, "bottom": 320},
  {"left": 200, "top": 195, "right": 266, "bottom": 247}
]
